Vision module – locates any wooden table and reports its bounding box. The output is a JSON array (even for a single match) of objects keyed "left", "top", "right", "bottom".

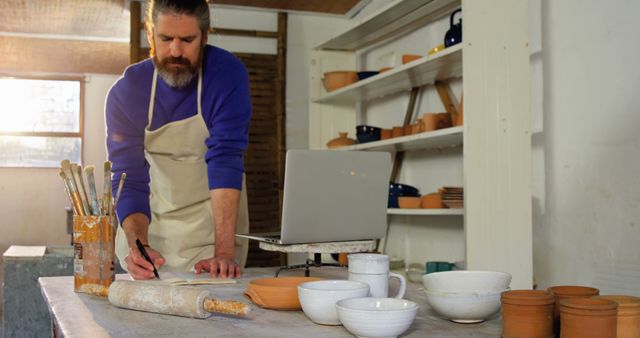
[{"left": 39, "top": 267, "right": 502, "bottom": 338}]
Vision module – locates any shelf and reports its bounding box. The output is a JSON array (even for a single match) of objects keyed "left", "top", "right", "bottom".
[
  {"left": 315, "top": 0, "right": 461, "bottom": 51},
  {"left": 387, "top": 208, "right": 464, "bottom": 216},
  {"left": 337, "top": 126, "right": 462, "bottom": 152},
  {"left": 313, "top": 44, "right": 463, "bottom": 105}
]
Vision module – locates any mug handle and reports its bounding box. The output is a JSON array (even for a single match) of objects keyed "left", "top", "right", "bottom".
[{"left": 389, "top": 271, "right": 406, "bottom": 299}]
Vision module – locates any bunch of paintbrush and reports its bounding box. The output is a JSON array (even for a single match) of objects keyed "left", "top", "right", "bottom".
[{"left": 57, "top": 160, "right": 126, "bottom": 216}]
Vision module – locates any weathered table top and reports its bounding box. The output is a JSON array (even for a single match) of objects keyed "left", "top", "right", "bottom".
[{"left": 39, "top": 267, "right": 502, "bottom": 338}]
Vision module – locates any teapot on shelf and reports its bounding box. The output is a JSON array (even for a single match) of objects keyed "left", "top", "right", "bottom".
[{"left": 444, "top": 9, "right": 462, "bottom": 47}]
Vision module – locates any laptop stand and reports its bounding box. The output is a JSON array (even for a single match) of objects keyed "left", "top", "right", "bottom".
[{"left": 257, "top": 240, "right": 377, "bottom": 277}]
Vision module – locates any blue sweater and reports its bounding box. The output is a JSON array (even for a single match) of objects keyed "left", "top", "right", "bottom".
[{"left": 106, "top": 45, "right": 251, "bottom": 224}]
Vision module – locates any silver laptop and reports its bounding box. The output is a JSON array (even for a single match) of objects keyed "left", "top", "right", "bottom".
[{"left": 236, "top": 149, "right": 391, "bottom": 245}]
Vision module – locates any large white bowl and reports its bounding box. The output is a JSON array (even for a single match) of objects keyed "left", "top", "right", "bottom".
[
  {"left": 422, "top": 270, "right": 511, "bottom": 292},
  {"left": 298, "top": 280, "right": 369, "bottom": 325},
  {"left": 423, "top": 289, "right": 505, "bottom": 323},
  {"left": 336, "top": 297, "right": 418, "bottom": 338}
]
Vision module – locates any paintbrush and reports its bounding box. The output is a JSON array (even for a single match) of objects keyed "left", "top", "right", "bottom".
[
  {"left": 58, "top": 170, "right": 82, "bottom": 215},
  {"left": 114, "top": 172, "right": 127, "bottom": 212},
  {"left": 71, "top": 163, "right": 91, "bottom": 216},
  {"left": 61, "top": 160, "right": 85, "bottom": 216},
  {"left": 102, "top": 161, "right": 112, "bottom": 215},
  {"left": 84, "top": 165, "right": 102, "bottom": 216}
]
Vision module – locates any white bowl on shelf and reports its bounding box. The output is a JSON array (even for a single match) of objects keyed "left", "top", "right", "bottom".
[
  {"left": 422, "top": 270, "right": 511, "bottom": 292},
  {"left": 336, "top": 297, "right": 418, "bottom": 338},
  {"left": 423, "top": 289, "right": 505, "bottom": 323},
  {"left": 298, "top": 280, "right": 369, "bottom": 325}
]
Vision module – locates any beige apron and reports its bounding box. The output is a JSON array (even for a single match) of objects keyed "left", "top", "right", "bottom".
[{"left": 116, "top": 69, "right": 249, "bottom": 272}]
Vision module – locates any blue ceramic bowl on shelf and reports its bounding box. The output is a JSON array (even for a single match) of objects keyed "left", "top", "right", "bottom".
[
  {"left": 357, "top": 71, "right": 380, "bottom": 80},
  {"left": 388, "top": 183, "right": 421, "bottom": 208},
  {"left": 356, "top": 125, "right": 382, "bottom": 143},
  {"left": 389, "top": 183, "right": 420, "bottom": 196}
]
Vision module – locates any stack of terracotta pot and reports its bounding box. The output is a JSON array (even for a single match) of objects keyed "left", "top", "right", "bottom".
[{"left": 501, "top": 285, "right": 640, "bottom": 338}]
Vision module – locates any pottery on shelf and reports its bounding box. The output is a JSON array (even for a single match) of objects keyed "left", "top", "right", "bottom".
[
  {"left": 501, "top": 290, "right": 555, "bottom": 338},
  {"left": 392, "top": 126, "right": 404, "bottom": 138},
  {"left": 401, "top": 54, "right": 422, "bottom": 64},
  {"left": 381, "top": 129, "right": 393, "bottom": 140},
  {"left": 421, "top": 193, "right": 443, "bottom": 209},
  {"left": 326, "top": 132, "right": 356, "bottom": 149},
  {"left": 422, "top": 113, "right": 439, "bottom": 132},
  {"left": 322, "top": 71, "right": 358, "bottom": 92},
  {"left": 560, "top": 298, "right": 617, "bottom": 338},
  {"left": 436, "top": 112, "right": 453, "bottom": 129},
  {"left": 398, "top": 196, "right": 421, "bottom": 209}
]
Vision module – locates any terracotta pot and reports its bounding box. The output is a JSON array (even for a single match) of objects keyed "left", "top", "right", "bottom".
[
  {"left": 322, "top": 71, "right": 358, "bottom": 92},
  {"left": 421, "top": 113, "right": 438, "bottom": 132},
  {"left": 411, "top": 123, "right": 421, "bottom": 135},
  {"left": 379, "top": 67, "right": 393, "bottom": 73},
  {"left": 392, "top": 126, "right": 404, "bottom": 138},
  {"left": 398, "top": 196, "right": 421, "bottom": 209},
  {"left": 549, "top": 285, "right": 600, "bottom": 335},
  {"left": 326, "top": 132, "right": 356, "bottom": 149},
  {"left": 560, "top": 298, "right": 617, "bottom": 338},
  {"left": 244, "top": 277, "right": 322, "bottom": 310},
  {"left": 380, "top": 129, "right": 393, "bottom": 140},
  {"left": 402, "top": 124, "right": 412, "bottom": 136},
  {"left": 501, "top": 290, "right": 555, "bottom": 338},
  {"left": 593, "top": 295, "right": 640, "bottom": 338},
  {"left": 421, "top": 193, "right": 443, "bottom": 209},
  {"left": 436, "top": 112, "right": 453, "bottom": 129}
]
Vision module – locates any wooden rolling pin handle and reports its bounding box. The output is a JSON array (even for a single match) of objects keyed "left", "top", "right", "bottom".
[{"left": 203, "top": 298, "right": 250, "bottom": 316}]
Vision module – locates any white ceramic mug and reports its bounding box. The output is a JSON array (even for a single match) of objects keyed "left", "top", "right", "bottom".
[{"left": 347, "top": 253, "right": 406, "bottom": 299}]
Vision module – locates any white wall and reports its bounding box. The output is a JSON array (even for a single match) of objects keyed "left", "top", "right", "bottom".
[{"left": 531, "top": 0, "right": 640, "bottom": 295}]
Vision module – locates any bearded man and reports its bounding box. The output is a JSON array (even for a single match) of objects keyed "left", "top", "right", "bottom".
[{"left": 106, "top": 0, "right": 251, "bottom": 280}]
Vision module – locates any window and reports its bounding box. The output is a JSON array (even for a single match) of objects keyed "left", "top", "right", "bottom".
[{"left": 0, "top": 76, "right": 83, "bottom": 167}]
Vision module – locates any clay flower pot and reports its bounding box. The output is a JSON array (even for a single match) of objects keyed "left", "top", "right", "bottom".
[
  {"left": 560, "top": 298, "right": 617, "bottom": 338},
  {"left": 401, "top": 54, "right": 422, "bottom": 64},
  {"left": 392, "top": 126, "right": 404, "bottom": 138},
  {"left": 403, "top": 124, "right": 412, "bottom": 136},
  {"left": 501, "top": 290, "right": 555, "bottom": 338},
  {"left": 380, "top": 129, "right": 393, "bottom": 140},
  {"left": 421, "top": 193, "right": 443, "bottom": 209},
  {"left": 398, "top": 196, "right": 421, "bottom": 209},
  {"left": 322, "top": 71, "right": 358, "bottom": 92},
  {"left": 548, "top": 285, "right": 600, "bottom": 335},
  {"left": 326, "top": 132, "right": 356, "bottom": 149},
  {"left": 421, "top": 113, "right": 439, "bottom": 132},
  {"left": 593, "top": 295, "right": 640, "bottom": 338},
  {"left": 436, "top": 112, "right": 453, "bottom": 129}
]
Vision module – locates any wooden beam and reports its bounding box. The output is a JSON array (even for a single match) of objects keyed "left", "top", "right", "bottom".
[
  {"left": 210, "top": 27, "right": 278, "bottom": 38},
  {"left": 208, "top": 0, "right": 362, "bottom": 15},
  {"left": 130, "top": 1, "right": 142, "bottom": 64}
]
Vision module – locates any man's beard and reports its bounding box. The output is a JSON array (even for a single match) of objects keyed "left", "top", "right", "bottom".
[{"left": 152, "top": 52, "right": 202, "bottom": 88}]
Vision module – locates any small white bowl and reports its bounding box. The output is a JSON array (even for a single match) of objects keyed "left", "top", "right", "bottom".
[
  {"left": 422, "top": 270, "right": 511, "bottom": 292},
  {"left": 336, "top": 297, "right": 418, "bottom": 338},
  {"left": 298, "top": 280, "right": 369, "bottom": 325},
  {"left": 423, "top": 289, "right": 505, "bottom": 323}
]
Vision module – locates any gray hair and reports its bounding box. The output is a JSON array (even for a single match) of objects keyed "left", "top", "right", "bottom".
[{"left": 146, "top": 0, "right": 210, "bottom": 36}]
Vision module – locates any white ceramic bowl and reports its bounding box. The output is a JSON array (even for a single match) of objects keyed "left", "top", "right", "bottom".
[
  {"left": 298, "top": 280, "right": 369, "bottom": 325},
  {"left": 422, "top": 270, "right": 511, "bottom": 292},
  {"left": 423, "top": 289, "right": 505, "bottom": 323},
  {"left": 336, "top": 297, "right": 418, "bottom": 338}
]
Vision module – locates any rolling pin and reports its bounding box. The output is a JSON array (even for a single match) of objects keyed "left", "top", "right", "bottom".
[{"left": 108, "top": 281, "right": 250, "bottom": 319}]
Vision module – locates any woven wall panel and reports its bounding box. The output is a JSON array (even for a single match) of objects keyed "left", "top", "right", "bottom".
[
  {"left": 236, "top": 53, "right": 284, "bottom": 267},
  {"left": 0, "top": 36, "right": 128, "bottom": 75}
]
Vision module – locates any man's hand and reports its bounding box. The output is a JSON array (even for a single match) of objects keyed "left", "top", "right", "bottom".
[
  {"left": 194, "top": 256, "right": 242, "bottom": 278},
  {"left": 125, "top": 246, "right": 165, "bottom": 280}
]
